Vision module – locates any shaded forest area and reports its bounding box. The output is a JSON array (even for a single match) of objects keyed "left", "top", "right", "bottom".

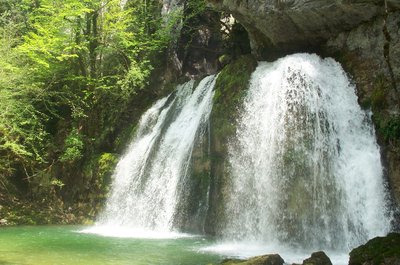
[
  {"left": 0, "top": 0, "right": 173, "bottom": 224},
  {"left": 0, "top": 0, "right": 249, "bottom": 224}
]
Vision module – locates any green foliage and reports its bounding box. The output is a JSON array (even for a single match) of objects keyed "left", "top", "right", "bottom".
[
  {"left": 0, "top": 12, "right": 49, "bottom": 183},
  {"left": 376, "top": 115, "right": 400, "bottom": 142},
  {"left": 98, "top": 153, "right": 117, "bottom": 181},
  {"left": 60, "top": 129, "right": 84, "bottom": 162},
  {"left": 119, "top": 61, "right": 152, "bottom": 93},
  {"left": 50, "top": 179, "right": 65, "bottom": 188},
  {"left": 77, "top": 152, "right": 117, "bottom": 203},
  {"left": 0, "top": 0, "right": 178, "bottom": 203},
  {"left": 367, "top": 75, "right": 400, "bottom": 155},
  {"left": 372, "top": 109, "right": 400, "bottom": 147},
  {"left": 370, "top": 76, "right": 389, "bottom": 111},
  {"left": 184, "top": 0, "right": 207, "bottom": 21},
  {"left": 0, "top": 194, "right": 96, "bottom": 225},
  {"left": 384, "top": 117, "right": 400, "bottom": 140}
]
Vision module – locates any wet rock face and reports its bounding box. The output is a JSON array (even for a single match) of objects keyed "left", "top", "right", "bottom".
[
  {"left": 205, "top": 0, "right": 400, "bottom": 228},
  {"left": 220, "top": 254, "right": 284, "bottom": 265},
  {"left": 325, "top": 11, "right": 400, "bottom": 213},
  {"left": 208, "top": 0, "right": 400, "bottom": 58},
  {"left": 349, "top": 233, "right": 400, "bottom": 265},
  {"left": 302, "top": 251, "right": 332, "bottom": 265},
  {"left": 325, "top": 11, "right": 400, "bottom": 107}
]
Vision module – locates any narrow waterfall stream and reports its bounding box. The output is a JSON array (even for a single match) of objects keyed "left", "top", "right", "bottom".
[
  {"left": 204, "top": 54, "right": 392, "bottom": 262},
  {"left": 85, "top": 75, "right": 216, "bottom": 237}
]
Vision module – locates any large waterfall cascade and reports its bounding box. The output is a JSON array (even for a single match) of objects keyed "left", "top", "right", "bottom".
[
  {"left": 87, "top": 53, "right": 392, "bottom": 261},
  {"left": 222, "top": 53, "right": 391, "bottom": 251},
  {"left": 88, "top": 75, "right": 216, "bottom": 236}
]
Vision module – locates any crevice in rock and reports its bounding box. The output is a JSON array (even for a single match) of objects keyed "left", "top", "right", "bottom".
[{"left": 383, "top": 0, "right": 398, "bottom": 96}]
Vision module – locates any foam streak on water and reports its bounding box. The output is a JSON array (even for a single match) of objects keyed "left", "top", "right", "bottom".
[
  {"left": 88, "top": 75, "right": 216, "bottom": 237},
  {"left": 222, "top": 54, "right": 391, "bottom": 252}
]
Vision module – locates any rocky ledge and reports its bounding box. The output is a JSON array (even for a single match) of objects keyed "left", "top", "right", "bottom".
[
  {"left": 220, "top": 254, "right": 284, "bottom": 265},
  {"left": 218, "top": 233, "right": 400, "bottom": 265},
  {"left": 208, "top": 0, "right": 400, "bottom": 58},
  {"left": 219, "top": 251, "right": 332, "bottom": 265},
  {"left": 300, "top": 251, "right": 332, "bottom": 265}
]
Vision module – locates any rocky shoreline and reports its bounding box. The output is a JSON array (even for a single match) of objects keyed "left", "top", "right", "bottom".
[{"left": 218, "top": 233, "right": 400, "bottom": 265}]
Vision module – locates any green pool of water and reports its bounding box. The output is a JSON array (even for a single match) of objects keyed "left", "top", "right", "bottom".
[{"left": 0, "top": 226, "right": 223, "bottom": 265}]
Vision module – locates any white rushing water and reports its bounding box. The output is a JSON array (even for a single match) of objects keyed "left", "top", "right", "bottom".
[
  {"left": 212, "top": 54, "right": 392, "bottom": 260},
  {"left": 85, "top": 53, "right": 392, "bottom": 265},
  {"left": 86, "top": 75, "right": 216, "bottom": 237}
]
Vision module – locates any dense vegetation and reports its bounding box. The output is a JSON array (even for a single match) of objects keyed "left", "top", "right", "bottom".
[
  {"left": 0, "top": 0, "right": 181, "bottom": 224},
  {"left": 0, "top": 0, "right": 245, "bottom": 225}
]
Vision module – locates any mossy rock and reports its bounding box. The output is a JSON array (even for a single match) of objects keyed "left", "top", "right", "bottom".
[
  {"left": 206, "top": 55, "right": 257, "bottom": 233},
  {"left": 220, "top": 258, "right": 245, "bottom": 265},
  {"left": 212, "top": 54, "right": 257, "bottom": 140},
  {"left": 302, "top": 251, "right": 332, "bottom": 265},
  {"left": 213, "top": 54, "right": 257, "bottom": 112},
  {"left": 370, "top": 76, "right": 389, "bottom": 111},
  {"left": 220, "top": 254, "right": 284, "bottom": 265},
  {"left": 373, "top": 112, "right": 400, "bottom": 142},
  {"left": 349, "top": 233, "right": 400, "bottom": 265}
]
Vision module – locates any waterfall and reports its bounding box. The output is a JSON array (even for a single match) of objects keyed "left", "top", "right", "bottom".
[
  {"left": 86, "top": 52, "right": 392, "bottom": 262},
  {"left": 91, "top": 75, "right": 216, "bottom": 236},
  {"left": 222, "top": 53, "right": 391, "bottom": 251}
]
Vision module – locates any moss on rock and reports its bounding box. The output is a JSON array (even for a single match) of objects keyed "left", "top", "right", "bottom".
[
  {"left": 212, "top": 54, "right": 257, "bottom": 142},
  {"left": 373, "top": 113, "right": 400, "bottom": 143},
  {"left": 0, "top": 194, "right": 95, "bottom": 226},
  {"left": 220, "top": 254, "right": 284, "bottom": 265},
  {"left": 349, "top": 233, "right": 400, "bottom": 265},
  {"left": 205, "top": 55, "right": 257, "bottom": 234},
  {"left": 213, "top": 55, "right": 257, "bottom": 115},
  {"left": 302, "top": 251, "right": 332, "bottom": 265}
]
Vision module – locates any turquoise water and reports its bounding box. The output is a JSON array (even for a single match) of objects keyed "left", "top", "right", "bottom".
[{"left": 0, "top": 226, "right": 223, "bottom": 265}]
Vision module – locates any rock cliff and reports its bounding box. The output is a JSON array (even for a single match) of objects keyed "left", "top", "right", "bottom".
[
  {"left": 325, "top": 10, "right": 400, "bottom": 212},
  {"left": 208, "top": 0, "right": 400, "bottom": 226},
  {"left": 208, "top": 0, "right": 400, "bottom": 58}
]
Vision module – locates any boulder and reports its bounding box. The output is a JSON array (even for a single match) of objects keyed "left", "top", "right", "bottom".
[
  {"left": 220, "top": 254, "right": 284, "bottom": 265},
  {"left": 302, "top": 251, "right": 332, "bottom": 265},
  {"left": 349, "top": 233, "right": 400, "bottom": 265}
]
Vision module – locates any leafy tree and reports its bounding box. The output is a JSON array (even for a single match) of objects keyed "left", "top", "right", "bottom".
[
  {"left": 0, "top": 0, "right": 175, "bottom": 199},
  {"left": 0, "top": 1, "right": 49, "bottom": 192}
]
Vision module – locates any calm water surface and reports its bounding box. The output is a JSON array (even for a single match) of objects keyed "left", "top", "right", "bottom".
[{"left": 0, "top": 226, "right": 223, "bottom": 265}]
